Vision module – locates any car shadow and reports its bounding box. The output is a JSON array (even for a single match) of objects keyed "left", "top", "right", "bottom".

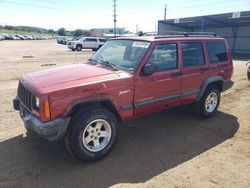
[{"left": 0, "top": 108, "right": 239, "bottom": 188}]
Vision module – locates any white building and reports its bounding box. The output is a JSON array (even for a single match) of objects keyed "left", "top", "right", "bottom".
[{"left": 90, "top": 28, "right": 125, "bottom": 37}]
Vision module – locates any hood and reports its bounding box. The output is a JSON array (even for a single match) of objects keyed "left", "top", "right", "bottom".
[
  {"left": 22, "top": 64, "right": 125, "bottom": 94},
  {"left": 69, "top": 40, "right": 79, "bottom": 44}
]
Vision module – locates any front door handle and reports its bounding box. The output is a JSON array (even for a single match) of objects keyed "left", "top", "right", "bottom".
[
  {"left": 200, "top": 67, "right": 209, "bottom": 71},
  {"left": 171, "top": 72, "right": 182, "bottom": 78}
]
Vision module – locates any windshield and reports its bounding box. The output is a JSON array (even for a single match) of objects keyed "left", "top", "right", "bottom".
[{"left": 90, "top": 39, "right": 150, "bottom": 72}]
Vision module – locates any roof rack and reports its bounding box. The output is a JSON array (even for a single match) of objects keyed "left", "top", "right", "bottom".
[{"left": 154, "top": 31, "right": 217, "bottom": 39}]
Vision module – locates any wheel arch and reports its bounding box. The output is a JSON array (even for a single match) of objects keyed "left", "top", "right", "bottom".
[
  {"left": 64, "top": 98, "right": 122, "bottom": 121},
  {"left": 197, "top": 76, "right": 224, "bottom": 101},
  {"left": 76, "top": 44, "right": 82, "bottom": 48}
]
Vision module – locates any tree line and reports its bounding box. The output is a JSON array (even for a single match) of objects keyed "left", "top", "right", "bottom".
[
  {"left": 0, "top": 25, "right": 90, "bottom": 37},
  {"left": 0, "top": 25, "right": 54, "bottom": 34},
  {"left": 57, "top": 28, "right": 90, "bottom": 37}
]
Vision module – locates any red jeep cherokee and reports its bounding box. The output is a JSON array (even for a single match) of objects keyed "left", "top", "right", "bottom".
[{"left": 13, "top": 33, "right": 234, "bottom": 161}]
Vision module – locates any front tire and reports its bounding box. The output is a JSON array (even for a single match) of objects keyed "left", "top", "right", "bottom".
[
  {"left": 194, "top": 86, "right": 220, "bottom": 118},
  {"left": 66, "top": 108, "right": 118, "bottom": 161},
  {"left": 76, "top": 45, "right": 82, "bottom": 51}
]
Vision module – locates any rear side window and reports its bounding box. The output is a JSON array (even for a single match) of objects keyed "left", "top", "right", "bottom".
[
  {"left": 86, "top": 38, "right": 97, "bottom": 42},
  {"left": 181, "top": 42, "right": 205, "bottom": 67},
  {"left": 99, "top": 39, "right": 107, "bottom": 42},
  {"left": 147, "top": 43, "right": 177, "bottom": 72},
  {"left": 206, "top": 42, "right": 228, "bottom": 63}
]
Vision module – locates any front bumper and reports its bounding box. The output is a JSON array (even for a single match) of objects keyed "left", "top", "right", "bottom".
[
  {"left": 13, "top": 98, "right": 71, "bottom": 141},
  {"left": 68, "top": 45, "right": 76, "bottom": 49}
]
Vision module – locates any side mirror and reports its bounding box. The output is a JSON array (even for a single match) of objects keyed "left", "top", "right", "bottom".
[{"left": 142, "top": 63, "right": 158, "bottom": 75}]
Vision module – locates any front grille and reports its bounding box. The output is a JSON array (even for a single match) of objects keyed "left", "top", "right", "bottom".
[{"left": 18, "top": 82, "right": 34, "bottom": 111}]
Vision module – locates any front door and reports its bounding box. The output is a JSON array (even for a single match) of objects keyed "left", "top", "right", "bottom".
[{"left": 134, "top": 43, "right": 181, "bottom": 117}]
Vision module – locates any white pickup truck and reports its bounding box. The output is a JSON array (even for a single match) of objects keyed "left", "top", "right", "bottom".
[{"left": 68, "top": 37, "right": 107, "bottom": 51}]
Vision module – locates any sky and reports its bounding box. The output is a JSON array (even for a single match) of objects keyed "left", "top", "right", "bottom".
[{"left": 0, "top": 0, "right": 250, "bottom": 32}]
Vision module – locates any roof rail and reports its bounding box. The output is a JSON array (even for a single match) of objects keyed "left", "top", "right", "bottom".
[{"left": 155, "top": 31, "right": 217, "bottom": 39}]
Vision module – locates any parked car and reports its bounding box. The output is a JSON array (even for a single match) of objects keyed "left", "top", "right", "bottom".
[
  {"left": 13, "top": 32, "right": 234, "bottom": 161},
  {"left": 0, "top": 35, "right": 4, "bottom": 40},
  {"left": 0, "top": 33, "right": 50, "bottom": 41},
  {"left": 68, "top": 37, "right": 107, "bottom": 51},
  {"left": 4, "top": 34, "right": 14, "bottom": 40},
  {"left": 12, "top": 35, "right": 21, "bottom": 40},
  {"left": 57, "top": 36, "right": 69, "bottom": 44},
  {"left": 247, "top": 60, "right": 250, "bottom": 80}
]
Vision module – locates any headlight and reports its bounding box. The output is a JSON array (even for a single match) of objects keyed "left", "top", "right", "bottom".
[{"left": 35, "top": 96, "right": 40, "bottom": 108}]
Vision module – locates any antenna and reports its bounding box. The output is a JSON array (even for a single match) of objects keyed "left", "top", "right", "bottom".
[{"left": 113, "top": 0, "right": 117, "bottom": 37}]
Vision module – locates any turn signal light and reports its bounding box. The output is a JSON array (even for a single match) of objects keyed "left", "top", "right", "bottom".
[{"left": 44, "top": 100, "right": 51, "bottom": 119}]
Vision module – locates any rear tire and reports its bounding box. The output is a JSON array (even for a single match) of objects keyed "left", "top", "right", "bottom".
[
  {"left": 65, "top": 108, "right": 118, "bottom": 162},
  {"left": 193, "top": 86, "right": 220, "bottom": 118}
]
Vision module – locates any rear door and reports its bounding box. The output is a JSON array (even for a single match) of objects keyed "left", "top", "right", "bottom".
[
  {"left": 134, "top": 43, "right": 181, "bottom": 117},
  {"left": 180, "top": 41, "right": 209, "bottom": 104},
  {"left": 84, "top": 38, "right": 98, "bottom": 48}
]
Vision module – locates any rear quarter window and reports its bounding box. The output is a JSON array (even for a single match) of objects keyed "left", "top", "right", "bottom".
[{"left": 206, "top": 41, "right": 228, "bottom": 63}]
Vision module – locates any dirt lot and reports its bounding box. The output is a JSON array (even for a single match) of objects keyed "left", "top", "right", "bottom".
[{"left": 0, "top": 40, "right": 249, "bottom": 188}]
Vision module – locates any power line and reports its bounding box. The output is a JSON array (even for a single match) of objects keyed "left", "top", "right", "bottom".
[
  {"left": 0, "top": 0, "right": 110, "bottom": 15},
  {"left": 0, "top": 0, "right": 249, "bottom": 32},
  {"left": 1, "top": 0, "right": 246, "bottom": 17},
  {"left": 0, "top": 0, "right": 60, "bottom": 11}
]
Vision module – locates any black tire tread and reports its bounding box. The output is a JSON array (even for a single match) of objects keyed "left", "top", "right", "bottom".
[
  {"left": 76, "top": 45, "right": 82, "bottom": 51},
  {"left": 247, "top": 67, "right": 250, "bottom": 79},
  {"left": 193, "top": 85, "right": 220, "bottom": 118},
  {"left": 66, "top": 108, "right": 118, "bottom": 162}
]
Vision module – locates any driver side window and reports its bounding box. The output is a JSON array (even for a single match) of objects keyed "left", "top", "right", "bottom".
[{"left": 147, "top": 43, "right": 177, "bottom": 72}]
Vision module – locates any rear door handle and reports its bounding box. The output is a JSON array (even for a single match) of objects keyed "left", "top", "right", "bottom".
[
  {"left": 200, "top": 67, "right": 209, "bottom": 71},
  {"left": 171, "top": 72, "right": 182, "bottom": 78}
]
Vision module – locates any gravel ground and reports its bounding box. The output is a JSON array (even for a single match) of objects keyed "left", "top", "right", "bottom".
[{"left": 0, "top": 40, "right": 249, "bottom": 188}]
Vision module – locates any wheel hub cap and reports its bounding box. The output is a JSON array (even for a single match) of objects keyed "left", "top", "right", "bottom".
[
  {"left": 205, "top": 92, "right": 218, "bottom": 113},
  {"left": 82, "top": 119, "right": 112, "bottom": 152}
]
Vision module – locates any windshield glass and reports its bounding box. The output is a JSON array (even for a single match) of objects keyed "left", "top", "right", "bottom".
[{"left": 90, "top": 39, "right": 150, "bottom": 72}]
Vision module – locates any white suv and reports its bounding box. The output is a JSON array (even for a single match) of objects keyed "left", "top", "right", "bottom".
[{"left": 68, "top": 37, "right": 107, "bottom": 51}]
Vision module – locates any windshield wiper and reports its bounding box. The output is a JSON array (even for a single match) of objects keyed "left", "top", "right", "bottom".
[
  {"left": 88, "top": 58, "right": 98, "bottom": 65},
  {"left": 99, "top": 60, "right": 118, "bottom": 70}
]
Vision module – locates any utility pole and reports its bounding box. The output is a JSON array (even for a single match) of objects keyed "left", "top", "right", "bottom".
[
  {"left": 164, "top": 4, "right": 167, "bottom": 20},
  {"left": 113, "top": 0, "right": 117, "bottom": 37}
]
